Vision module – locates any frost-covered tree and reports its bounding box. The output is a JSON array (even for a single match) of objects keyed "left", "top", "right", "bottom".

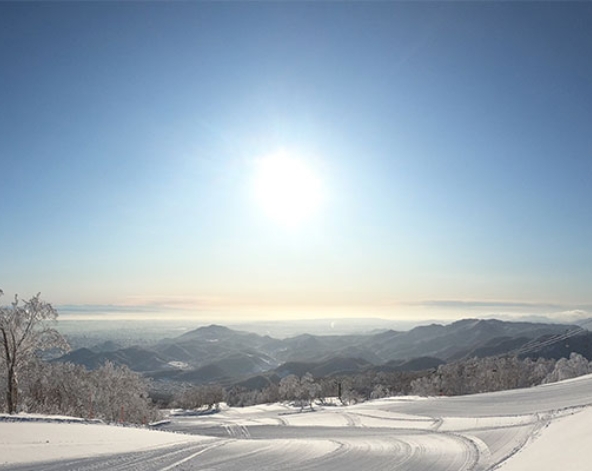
[
  {"left": 279, "top": 374, "right": 300, "bottom": 402},
  {"left": 91, "top": 361, "right": 159, "bottom": 424},
  {"left": 410, "top": 355, "right": 559, "bottom": 397},
  {"left": 174, "top": 384, "right": 225, "bottom": 411},
  {"left": 370, "top": 384, "right": 389, "bottom": 399},
  {"left": 300, "top": 372, "right": 321, "bottom": 408},
  {"left": 225, "top": 386, "right": 259, "bottom": 407},
  {"left": 22, "top": 360, "right": 92, "bottom": 417},
  {"left": 409, "top": 373, "right": 442, "bottom": 397},
  {"left": 543, "top": 353, "right": 592, "bottom": 384},
  {"left": 0, "top": 291, "right": 68, "bottom": 413},
  {"left": 19, "top": 360, "right": 160, "bottom": 424},
  {"left": 278, "top": 373, "right": 321, "bottom": 409},
  {"left": 260, "top": 382, "right": 280, "bottom": 404}
]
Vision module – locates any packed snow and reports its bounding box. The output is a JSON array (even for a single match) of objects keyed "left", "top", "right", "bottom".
[
  {"left": 3, "top": 374, "right": 592, "bottom": 470},
  {"left": 0, "top": 414, "right": 210, "bottom": 467}
]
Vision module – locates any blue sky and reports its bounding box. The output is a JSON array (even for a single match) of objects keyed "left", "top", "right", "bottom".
[{"left": 2, "top": 2, "right": 592, "bottom": 322}]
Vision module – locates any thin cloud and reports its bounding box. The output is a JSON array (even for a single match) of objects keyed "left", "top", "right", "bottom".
[
  {"left": 553, "top": 309, "right": 591, "bottom": 321},
  {"left": 57, "top": 304, "right": 158, "bottom": 314},
  {"left": 121, "top": 295, "right": 224, "bottom": 310},
  {"left": 416, "top": 300, "right": 564, "bottom": 310}
]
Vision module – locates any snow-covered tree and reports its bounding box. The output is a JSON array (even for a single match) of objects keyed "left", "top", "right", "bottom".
[
  {"left": 279, "top": 374, "right": 300, "bottom": 402},
  {"left": 370, "top": 384, "right": 389, "bottom": 399},
  {"left": 278, "top": 373, "right": 321, "bottom": 409},
  {"left": 299, "top": 373, "right": 321, "bottom": 409},
  {"left": 22, "top": 360, "right": 92, "bottom": 417},
  {"left": 174, "top": 384, "right": 225, "bottom": 411},
  {"left": 543, "top": 353, "right": 592, "bottom": 384},
  {"left": 409, "top": 355, "right": 561, "bottom": 397},
  {"left": 19, "top": 360, "right": 160, "bottom": 424},
  {"left": 90, "top": 361, "right": 158, "bottom": 424},
  {"left": 0, "top": 291, "right": 68, "bottom": 413},
  {"left": 225, "top": 386, "right": 259, "bottom": 407}
]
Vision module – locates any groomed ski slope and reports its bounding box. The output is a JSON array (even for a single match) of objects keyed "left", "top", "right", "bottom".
[{"left": 3, "top": 374, "right": 592, "bottom": 470}]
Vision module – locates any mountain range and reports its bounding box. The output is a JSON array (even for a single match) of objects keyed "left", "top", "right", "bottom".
[{"left": 55, "top": 318, "right": 585, "bottom": 386}]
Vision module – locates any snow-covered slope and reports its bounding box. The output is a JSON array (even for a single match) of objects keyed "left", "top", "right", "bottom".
[
  {"left": 4, "top": 374, "right": 592, "bottom": 470},
  {"left": 496, "top": 407, "right": 592, "bottom": 471},
  {"left": 0, "top": 414, "right": 210, "bottom": 468}
]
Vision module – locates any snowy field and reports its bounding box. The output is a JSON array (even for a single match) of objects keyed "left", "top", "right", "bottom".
[{"left": 3, "top": 374, "right": 592, "bottom": 470}]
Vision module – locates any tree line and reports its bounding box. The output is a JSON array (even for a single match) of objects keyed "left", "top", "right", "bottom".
[{"left": 181, "top": 353, "right": 592, "bottom": 409}]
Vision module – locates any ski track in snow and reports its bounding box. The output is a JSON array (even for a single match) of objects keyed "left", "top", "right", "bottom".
[{"left": 5, "top": 374, "right": 592, "bottom": 470}]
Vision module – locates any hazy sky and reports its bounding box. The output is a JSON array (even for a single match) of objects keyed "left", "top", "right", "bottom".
[{"left": 2, "top": 2, "right": 592, "bottom": 322}]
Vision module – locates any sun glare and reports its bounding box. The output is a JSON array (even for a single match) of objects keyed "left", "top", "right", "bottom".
[{"left": 252, "top": 151, "right": 324, "bottom": 227}]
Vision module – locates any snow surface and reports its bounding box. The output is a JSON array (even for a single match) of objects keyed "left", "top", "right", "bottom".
[
  {"left": 497, "top": 407, "right": 592, "bottom": 471},
  {"left": 4, "top": 374, "right": 592, "bottom": 469},
  {"left": 0, "top": 415, "right": 209, "bottom": 467}
]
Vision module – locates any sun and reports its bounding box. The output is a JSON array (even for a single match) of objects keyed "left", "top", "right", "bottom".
[{"left": 252, "top": 151, "right": 324, "bottom": 227}]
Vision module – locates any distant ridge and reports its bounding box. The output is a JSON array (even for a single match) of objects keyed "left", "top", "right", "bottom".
[{"left": 55, "top": 317, "right": 579, "bottom": 384}]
